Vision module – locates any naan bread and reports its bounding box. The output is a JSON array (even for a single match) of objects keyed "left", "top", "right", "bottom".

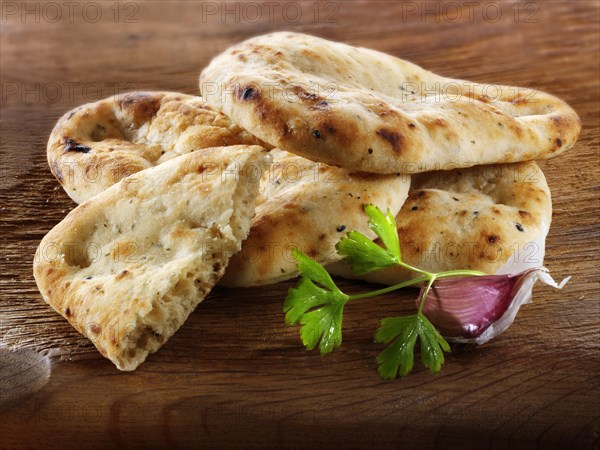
[
  {"left": 200, "top": 32, "right": 581, "bottom": 174},
  {"left": 47, "top": 91, "right": 266, "bottom": 203},
  {"left": 33, "top": 145, "right": 267, "bottom": 370},
  {"left": 220, "top": 149, "right": 410, "bottom": 287},
  {"left": 328, "top": 161, "right": 552, "bottom": 284}
]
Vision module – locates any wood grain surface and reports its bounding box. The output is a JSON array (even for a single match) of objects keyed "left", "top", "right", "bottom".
[{"left": 1, "top": 1, "right": 599, "bottom": 449}]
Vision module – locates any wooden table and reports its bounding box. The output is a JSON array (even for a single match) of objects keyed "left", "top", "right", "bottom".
[{"left": 1, "top": 1, "right": 598, "bottom": 448}]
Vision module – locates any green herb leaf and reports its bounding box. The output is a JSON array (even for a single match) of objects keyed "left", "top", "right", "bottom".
[
  {"left": 292, "top": 248, "right": 340, "bottom": 292},
  {"left": 365, "top": 204, "right": 401, "bottom": 261},
  {"left": 283, "top": 206, "right": 465, "bottom": 379},
  {"left": 335, "top": 231, "right": 395, "bottom": 274},
  {"left": 335, "top": 205, "right": 401, "bottom": 275},
  {"left": 375, "top": 313, "right": 450, "bottom": 379},
  {"left": 417, "top": 313, "right": 451, "bottom": 373},
  {"left": 299, "top": 301, "right": 346, "bottom": 354},
  {"left": 284, "top": 250, "right": 349, "bottom": 354}
]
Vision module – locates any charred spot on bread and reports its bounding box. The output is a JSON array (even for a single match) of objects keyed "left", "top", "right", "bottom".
[
  {"left": 236, "top": 85, "right": 259, "bottom": 102},
  {"left": 119, "top": 92, "right": 161, "bottom": 127},
  {"left": 376, "top": 128, "right": 404, "bottom": 153},
  {"left": 487, "top": 234, "right": 499, "bottom": 244},
  {"left": 64, "top": 137, "right": 91, "bottom": 153}
]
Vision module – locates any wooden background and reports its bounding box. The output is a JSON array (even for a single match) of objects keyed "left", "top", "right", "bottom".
[{"left": 1, "top": 1, "right": 599, "bottom": 448}]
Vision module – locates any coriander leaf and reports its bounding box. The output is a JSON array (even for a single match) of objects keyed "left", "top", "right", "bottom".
[
  {"left": 418, "top": 313, "right": 450, "bottom": 373},
  {"left": 292, "top": 248, "right": 340, "bottom": 292},
  {"left": 284, "top": 278, "right": 333, "bottom": 324},
  {"left": 300, "top": 301, "right": 346, "bottom": 354},
  {"left": 364, "top": 204, "right": 401, "bottom": 261},
  {"left": 375, "top": 313, "right": 450, "bottom": 379},
  {"left": 375, "top": 316, "right": 419, "bottom": 379},
  {"left": 336, "top": 231, "right": 398, "bottom": 274},
  {"left": 284, "top": 250, "right": 349, "bottom": 354},
  {"left": 335, "top": 205, "right": 401, "bottom": 275}
]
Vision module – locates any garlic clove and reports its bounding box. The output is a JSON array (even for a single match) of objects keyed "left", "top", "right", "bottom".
[{"left": 419, "top": 268, "right": 570, "bottom": 344}]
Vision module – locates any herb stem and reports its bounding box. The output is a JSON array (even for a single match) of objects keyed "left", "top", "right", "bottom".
[
  {"left": 347, "top": 269, "right": 484, "bottom": 302},
  {"left": 398, "top": 260, "right": 485, "bottom": 280},
  {"left": 417, "top": 276, "right": 436, "bottom": 314},
  {"left": 397, "top": 261, "right": 434, "bottom": 278},
  {"left": 436, "top": 269, "right": 486, "bottom": 278},
  {"left": 348, "top": 276, "right": 429, "bottom": 300}
]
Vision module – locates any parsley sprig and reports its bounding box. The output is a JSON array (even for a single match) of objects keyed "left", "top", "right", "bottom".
[{"left": 284, "top": 204, "right": 485, "bottom": 379}]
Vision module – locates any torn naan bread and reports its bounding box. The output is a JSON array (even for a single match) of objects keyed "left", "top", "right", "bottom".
[
  {"left": 34, "top": 145, "right": 267, "bottom": 370},
  {"left": 200, "top": 32, "right": 580, "bottom": 174},
  {"left": 328, "top": 161, "right": 552, "bottom": 284},
  {"left": 47, "top": 91, "right": 266, "bottom": 203},
  {"left": 220, "top": 148, "right": 410, "bottom": 287}
]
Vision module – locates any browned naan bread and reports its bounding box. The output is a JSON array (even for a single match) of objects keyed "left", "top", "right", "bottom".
[
  {"left": 34, "top": 145, "right": 267, "bottom": 370},
  {"left": 220, "top": 149, "right": 410, "bottom": 286},
  {"left": 328, "top": 161, "right": 552, "bottom": 284},
  {"left": 200, "top": 32, "right": 581, "bottom": 174},
  {"left": 47, "top": 91, "right": 266, "bottom": 203}
]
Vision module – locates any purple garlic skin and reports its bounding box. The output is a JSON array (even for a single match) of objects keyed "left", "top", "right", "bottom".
[{"left": 418, "top": 268, "right": 570, "bottom": 344}]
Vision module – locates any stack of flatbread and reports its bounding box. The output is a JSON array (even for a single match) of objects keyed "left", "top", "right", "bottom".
[{"left": 34, "top": 32, "right": 580, "bottom": 370}]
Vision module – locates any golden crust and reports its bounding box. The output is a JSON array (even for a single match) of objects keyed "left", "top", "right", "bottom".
[
  {"left": 47, "top": 91, "right": 266, "bottom": 203},
  {"left": 328, "top": 161, "right": 552, "bottom": 284},
  {"left": 34, "top": 146, "right": 267, "bottom": 370},
  {"left": 220, "top": 149, "right": 410, "bottom": 286},
  {"left": 200, "top": 32, "right": 581, "bottom": 174}
]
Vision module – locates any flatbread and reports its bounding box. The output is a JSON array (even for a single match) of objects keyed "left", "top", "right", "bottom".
[
  {"left": 47, "top": 91, "right": 266, "bottom": 203},
  {"left": 33, "top": 145, "right": 267, "bottom": 370},
  {"left": 328, "top": 161, "right": 552, "bottom": 284},
  {"left": 200, "top": 32, "right": 581, "bottom": 174},
  {"left": 220, "top": 149, "right": 410, "bottom": 287}
]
